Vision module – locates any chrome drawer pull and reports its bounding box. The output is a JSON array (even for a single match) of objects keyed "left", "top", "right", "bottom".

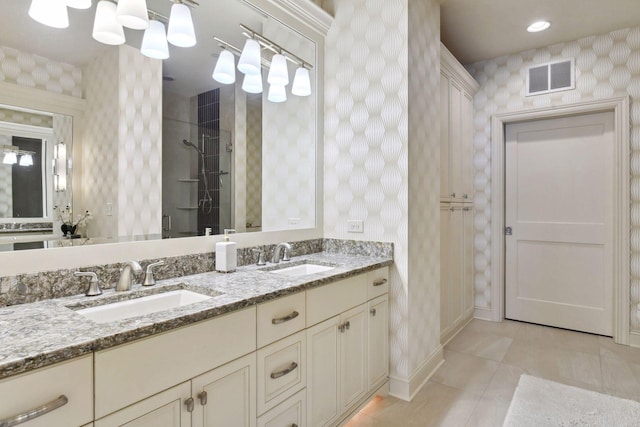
[
  {"left": 271, "top": 362, "right": 298, "bottom": 379},
  {"left": 0, "top": 395, "right": 68, "bottom": 427},
  {"left": 373, "top": 278, "right": 387, "bottom": 287},
  {"left": 272, "top": 311, "right": 299, "bottom": 325}
]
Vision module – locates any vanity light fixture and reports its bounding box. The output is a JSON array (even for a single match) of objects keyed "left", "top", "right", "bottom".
[
  {"left": 291, "top": 66, "right": 311, "bottom": 96},
  {"left": 28, "top": 0, "right": 69, "bottom": 29},
  {"left": 2, "top": 150, "right": 17, "bottom": 165},
  {"left": 19, "top": 153, "right": 34, "bottom": 167},
  {"left": 2, "top": 145, "right": 35, "bottom": 167},
  {"left": 53, "top": 142, "right": 67, "bottom": 192},
  {"left": 527, "top": 20, "right": 551, "bottom": 32},
  {"left": 93, "top": 0, "right": 126, "bottom": 45},
  {"left": 267, "top": 53, "right": 289, "bottom": 86},
  {"left": 141, "top": 17, "right": 170, "bottom": 59},
  {"left": 167, "top": 1, "right": 197, "bottom": 47},
  {"left": 116, "top": 0, "right": 149, "bottom": 30},
  {"left": 242, "top": 71, "right": 263, "bottom": 94},
  {"left": 237, "top": 39, "right": 262, "bottom": 76},
  {"left": 267, "top": 84, "right": 287, "bottom": 103},
  {"left": 66, "top": 0, "right": 92, "bottom": 9},
  {"left": 212, "top": 49, "right": 236, "bottom": 84}
]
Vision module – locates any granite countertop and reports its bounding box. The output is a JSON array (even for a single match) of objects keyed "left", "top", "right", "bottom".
[{"left": 0, "top": 252, "right": 392, "bottom": 380}]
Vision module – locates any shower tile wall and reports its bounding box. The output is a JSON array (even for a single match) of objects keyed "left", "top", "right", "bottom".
[{"left": 197, "top": 89, "right": 221, "bottom": 235}]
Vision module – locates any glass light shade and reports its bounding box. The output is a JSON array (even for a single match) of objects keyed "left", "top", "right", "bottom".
[
  {"left": 3, "top": 152, "right": 17, "bottom": 165},
  {"left": 141, "top": 20, "right": 169, "bottom": 60},
  {"left": 116, "top": 0, "right": 149, "bottom": 30},
  {"left": 527, "top": 21, "right": 551, "bottom": 32},
  {"left": 93, "top": 1, "right": 125, "bottom": 45},
  {"left": 66, "top": 0, "right": 91, "bottom": 9},
  {"left": 268, "top": 54, "right": 289, "bottom": 86},
  {"left": 291, "top": 67, "right": 311, "bottom": 96},
  {"left": 167, "top": 3, "right": 196, "bottom": 47},
  {"left": 212, "top": 50, "right": 236, "bottom": 84},
  {"left": 267, "top": 84, "right": 287, "bottom": 103},
  {"left": 242, "top": 72, "right": 263, "bottom": 94},
  {"left": 237, "top": 39, "right": 261, "bottom": 75},
  {"left": 19, "top": 154, "right": 33, "bottom": 167},
  {"left": 28, "top": 0, "right": 69, "bottom": 29}
]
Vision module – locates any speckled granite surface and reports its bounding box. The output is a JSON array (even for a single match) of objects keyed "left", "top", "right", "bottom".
[{"left": 0, "top": 250, "right": 392, "bottom": 380}]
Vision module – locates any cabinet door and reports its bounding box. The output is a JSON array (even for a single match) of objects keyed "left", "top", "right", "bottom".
[
  {"left": 448, "top": 207, "right": 465, "bottom": 330},
  {"left": 440, "top": 204, "right": 452, "bottom": 337},
  {"left": 462, "top": 206, "right": 475, "bottom": 318},
  {"left": 440, "top": 72, "right": 451, "bottom": 200},
  {"left": 257, "top": 389, "right": 306, "bottom": 427},
  {"left": 192, "top": 353, "right": 256, "bottom": 427},
  {"left": 94, "top": 382, "right": 191, "bottom": 427},
  {"left": 340, "top": 303, "right": 368, "bottom": 412},
  {"left": 307, "top": 316, "right": 340, "bottom": 427},
  {"left": 367, "top": 295, "right": 388, "bottom": 389},
  {"left": 449, "top": 81, "right": 463, "bottom": 200},
  {"left": 461, "top": 91, "right": 474, "bottom": 200}
]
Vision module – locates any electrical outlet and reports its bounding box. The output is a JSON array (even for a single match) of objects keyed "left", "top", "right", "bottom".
[
  {"left": 288, "top": 218, "right": 300, "bottom": 226},
  {"left": 347, "top": 220, "right": 364, "bottom": 233}
]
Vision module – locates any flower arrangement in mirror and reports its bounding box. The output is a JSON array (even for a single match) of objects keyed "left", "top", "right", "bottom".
[{"left": 59, "top": 208, "right": 92, "bottom": 238}]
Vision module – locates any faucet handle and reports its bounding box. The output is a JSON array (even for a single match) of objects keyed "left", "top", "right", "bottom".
[
  {"left": 74, "top": 271, "right": 103, "bottom": 297},
  {"left": 252, "top": 249, "right": 267, "bottom": 266},
  {"left": 143, "top": 261, "right": 165, "bottom": 287}
]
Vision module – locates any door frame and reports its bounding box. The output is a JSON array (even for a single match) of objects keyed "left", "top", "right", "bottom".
[{"left": 487, "top": 96, "right": 630, "bottom": 344}]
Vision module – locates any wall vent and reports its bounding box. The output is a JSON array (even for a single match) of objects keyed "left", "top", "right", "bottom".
[{"left": 526, "top": 59, "right": 575, "bottom": 96}]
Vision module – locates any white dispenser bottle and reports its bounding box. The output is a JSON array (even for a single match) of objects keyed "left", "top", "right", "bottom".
[{"left": 215, "top": 229, "right": 237, "bottom": 273}]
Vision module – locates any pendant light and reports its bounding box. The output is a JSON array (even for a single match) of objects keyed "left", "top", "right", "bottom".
[
  {"left": 66, "top": 0, "right": 92, "bottom": 9},
  {"left": 19, "top": 154, "right": 34, "bottom": 167},
  {"left": 116, "top": 0, "right": 149, "bottom": 30},
  {"left": 167, "top": 2, "right": 196, "bottom": 48},
  {"left": 141, "top": 19, "right": 170, "bottom": 59},
  {"left": 212, "top": 50, "right": 236, "bottom": 84},
  {"left": 267, "top": 53, "right": 289, "bottom": 86},
  {"left": 2, "top": 151, "right": 17, "bottom": 165},
  {"left": 28, "top": 0, "right": 69, "bottom": 29},
  {"left": 267, "top": 84, "right": 287, "bottom": 103},
  {"left": 291, "top": 67, "right": 311, "bottom": 96},
  {"left": 237, "top": 39, "right": 261, "bottom": 75},
  {"left": 242, "top": 71, "right": 263, "bottom": 94},
  {"left": 93, "top": 0, "right": 125, "bottom": 45}
]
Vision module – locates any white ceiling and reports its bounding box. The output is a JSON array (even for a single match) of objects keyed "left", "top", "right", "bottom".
[{"left": 440, "top": 0, "right": 640, "bottom": 65}]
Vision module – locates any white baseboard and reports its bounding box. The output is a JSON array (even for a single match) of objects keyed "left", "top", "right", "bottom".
[
  {"left": 388, "top": 345, "right": 444, "bottom": 401},
  {"left": 474, "top": 306, "right": 496, "bottom": 321},
  {"left": 630, "top": 331, "right": 640, "bottom": 348}
]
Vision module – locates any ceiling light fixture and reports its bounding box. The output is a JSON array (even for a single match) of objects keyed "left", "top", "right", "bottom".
[
  {"left": 267, "top": 53, "right": 289, "bottom": 86},
  {"left": 212, "top": 49, "right": 236, "bottom": 84},
  {"left": 116, "top": 0, "right": 149, "bottom": 30},
  {"left": 66, "top": 0, "right": 92, "bottom": 9},
  {"left": 291, "top": 66, "right": 311, "bottom": 97},
  {"left": 93, "top": 0, "right": 126, "bottom": 45},
  {"left": 167, "top": 2, "right": 196, "bottom": 47},
  {"left": 141, "top": 18, "right": 170, "bottom": 59},
  {"left": 267, "top": 84, "right": 287, "bottom": 103},
  {"left": 237, "top": 39, "right": 262, "bottom": 76},
  {"left": 527, "top": 21, "right": 551, "bottom": 33},
  {"left": 28, "top": 0, "right": 69, "bottom": 29},
  {"left": 242, "top": 71, "right": 263, "bottom": 94}
]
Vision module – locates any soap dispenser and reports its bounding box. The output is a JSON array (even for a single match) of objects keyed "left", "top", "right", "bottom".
[{"left": 215, "top": 229, "right": 237, "bottom": 273}]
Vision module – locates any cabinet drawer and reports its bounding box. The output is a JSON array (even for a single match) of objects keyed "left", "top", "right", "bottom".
[
  {"left": 366, "top": 268, "right": 389, "bottom": 300},
  {"left": 257, "top": 331, "right": 306, "bottom": 415},
  {"left": 0, "top": 355, "right": 93, "bottom": 427},
  {"left": 95, "top": 307, "right": 256, "bottom": 418},
  {"left": 257, "top": 389, "right": 306, "bottom": 427},
  {"left": 307, "top": 275, "right": 367, "bottom": 326},
  {"left": 257, "top": 292, "right": 306, "bottom": 348}
]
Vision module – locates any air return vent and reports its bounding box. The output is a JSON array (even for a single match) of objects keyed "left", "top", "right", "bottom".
[{"left": 526, "top": 59, "right": 575, "bottom": 96}]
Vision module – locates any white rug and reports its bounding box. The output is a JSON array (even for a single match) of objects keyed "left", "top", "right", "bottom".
[{"left": 503, "top": 374, "right": 640, "bottom": 426}]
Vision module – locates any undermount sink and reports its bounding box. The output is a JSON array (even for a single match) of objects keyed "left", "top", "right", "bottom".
[
  {"left": 75, "top": 289, "right": 213, "bottom": 324},
  {"left": 270, "top": 263, "right": 335, "bottom": 277}
]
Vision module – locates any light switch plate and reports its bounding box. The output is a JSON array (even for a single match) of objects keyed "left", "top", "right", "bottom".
[{"left": 347, "top": 220, "right": 364, "bottom": 233}]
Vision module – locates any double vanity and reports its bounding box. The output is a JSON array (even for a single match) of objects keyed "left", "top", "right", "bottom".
[{"left": 0, "top": 247, "right": 392, "bottom": 427}]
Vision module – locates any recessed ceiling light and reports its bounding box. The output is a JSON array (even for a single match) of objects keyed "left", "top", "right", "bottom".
[{"left": 527, "top": 21, "right": 551, "bottom": 33}]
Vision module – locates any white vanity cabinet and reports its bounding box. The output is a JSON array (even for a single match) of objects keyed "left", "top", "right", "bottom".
[
  {"left": 306, "top": 268, "right": 389, "bottom": 427},
  {"left": 0, "top": 355, "right": 93, "bottom": 427}
]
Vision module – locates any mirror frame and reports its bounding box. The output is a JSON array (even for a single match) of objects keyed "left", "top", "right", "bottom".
[{"left": 0, "top": 0, "right": 329, "bottom": 276}]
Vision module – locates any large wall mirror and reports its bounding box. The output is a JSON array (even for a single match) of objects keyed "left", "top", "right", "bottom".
[{"left": 0, "top": 0, "right": 319, "bottom": 251}]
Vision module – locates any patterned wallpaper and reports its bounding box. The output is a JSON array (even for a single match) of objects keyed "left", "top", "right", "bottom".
[
  {"left": 467, "top": 26, "right": 640, "bottom": 332},
  {"left": 0, "top": 134, "right": 11, "bottom": 217},
  {"left": 234, "top": 84, "right": 247, "bottom": 233},
  {"left": 0, "top": 45, "right": 82, "bottom": 98},
  {"left": 262, "top": 18, "right": 316, "bottom": 231},
  {"left": 324, "top": 0, "right": 441, "bottom": 386},
  {"left": 0, "top": 108, "right": 52, "bottom": 128},
  {"left": 52, "top": 115, "right": 73, "bottom": 233},
  {"left": 246, "top": 94, "right": 262, "bottom": 228}
]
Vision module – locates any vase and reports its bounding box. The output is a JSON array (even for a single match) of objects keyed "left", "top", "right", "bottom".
[{"left": 61, "top": 224, "right": 77, "bottom": 236}]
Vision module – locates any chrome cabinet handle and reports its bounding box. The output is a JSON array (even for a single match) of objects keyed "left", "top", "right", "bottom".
[
  {"left": 271, "top": 362, "right": 298, "bottom": 379},
  {"left": 373, "top": 278, "right": 387, "bottom": 287},
  {"left": 197, "top": 391, "right": 208, "bottom": 406},
  {"left": 184, "top": 397, "right": 194, "bottom": 412},
  {"left": 272, "top": 311, "right": 299, "bottom": 325},
  {"left": 0, "top": 395, "right": 68, "bottom": 427},
  {"left": 370, "top": 308, "right": 377, "bottom": 316},
  {"left": 345, "top": 321, "right": 350, "bottom": 330}
]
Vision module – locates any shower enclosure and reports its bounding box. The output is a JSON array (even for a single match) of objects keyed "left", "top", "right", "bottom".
[{"left": 162, "top": 119, "right": 233, "bottom": 238}]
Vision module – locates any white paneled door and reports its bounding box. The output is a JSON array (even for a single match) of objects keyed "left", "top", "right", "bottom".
[{"left": 505, "top": 112, "right": 614, "bottom": 336}]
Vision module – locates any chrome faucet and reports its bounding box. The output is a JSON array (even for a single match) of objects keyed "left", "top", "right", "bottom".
[
  {"left": 116, "top": 261, "right": 142, "bottom": 291},
  {"left": 74, "top": 271, "right": 103, "bottom": 296},
  {"left": 271, "top": 242, "right": 292, "bottom": 264}
]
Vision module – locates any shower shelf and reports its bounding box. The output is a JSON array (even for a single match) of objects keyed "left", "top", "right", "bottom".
[
  {"left": 177, "top": 207, "right": 199, "bottom": 210},
  {"left": 177, "top": 179, "right": 199, "bottom": 183}
]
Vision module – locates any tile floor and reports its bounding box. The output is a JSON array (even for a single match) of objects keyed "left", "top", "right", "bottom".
[{"left": 345, "top": 319, "right": 640, "bottom": 426}]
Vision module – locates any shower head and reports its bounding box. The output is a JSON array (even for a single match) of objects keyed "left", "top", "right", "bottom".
[{"left": 182, "top": 139, "right": 204, "bottom": 155}]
